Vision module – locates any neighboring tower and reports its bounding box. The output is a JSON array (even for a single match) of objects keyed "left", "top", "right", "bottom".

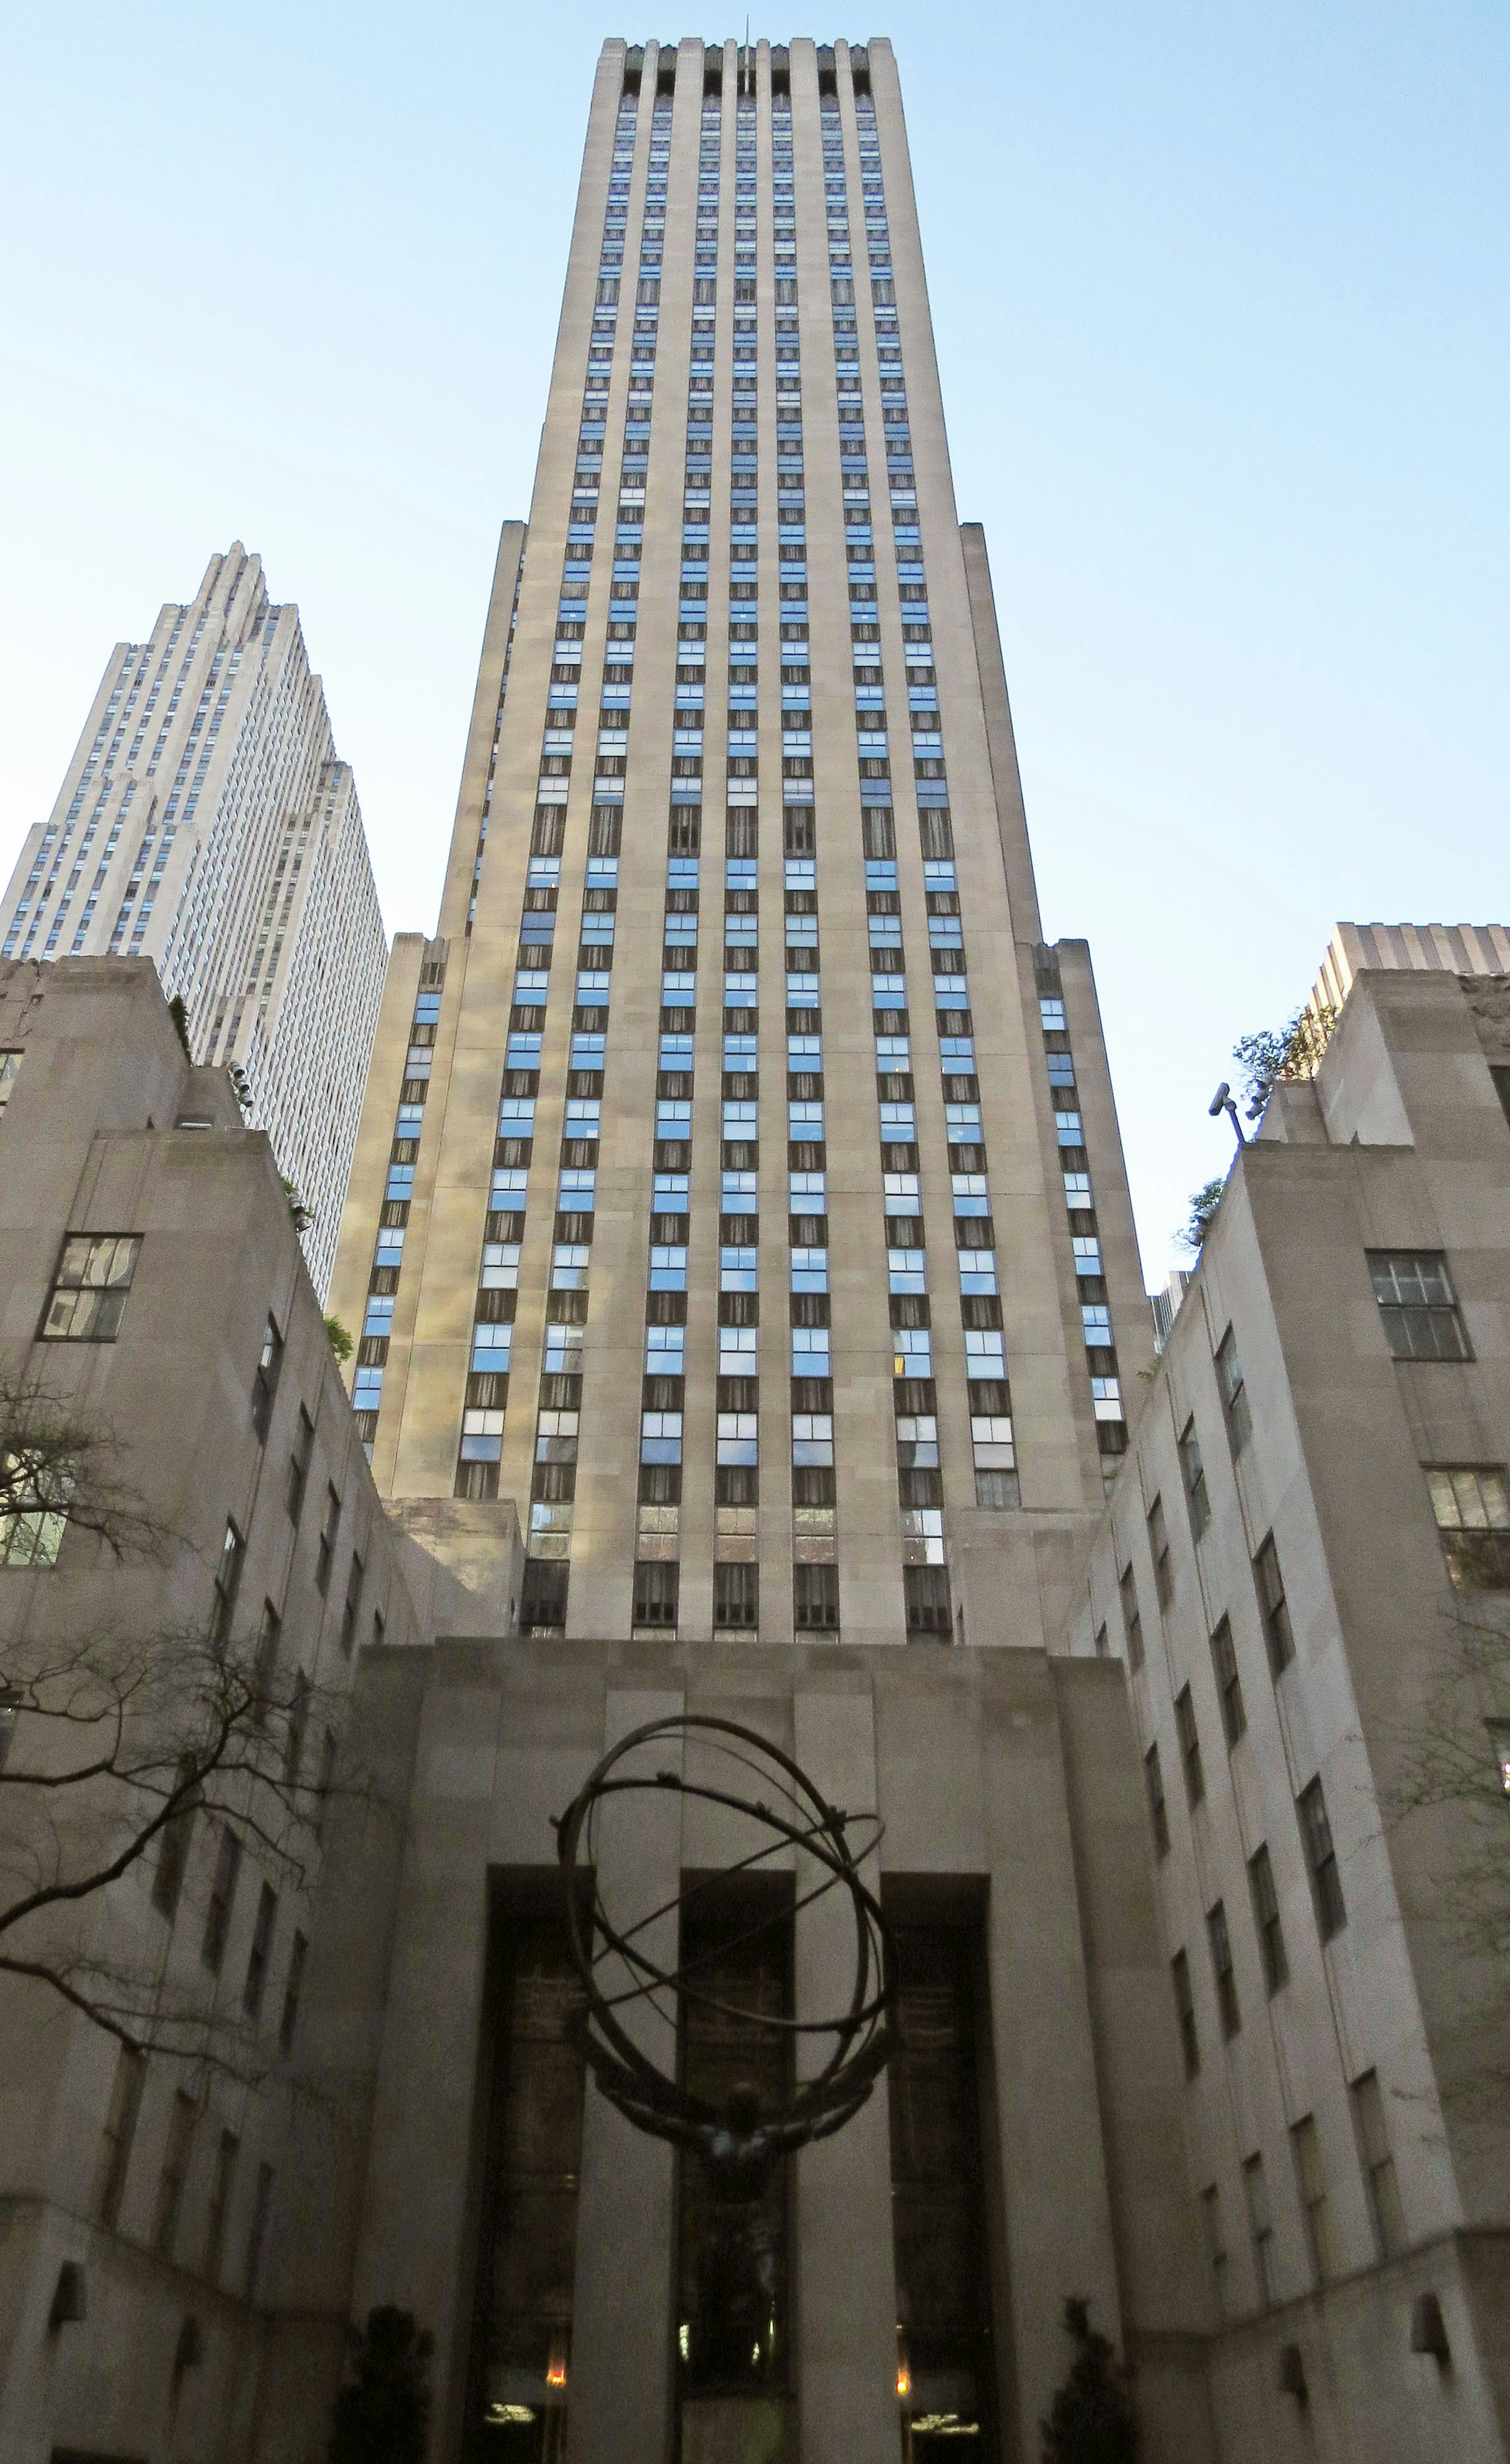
[
  {"left": 0, "top": 547, "right": 387, "bottom": 1298},
  {"left": 330, "top": 35, "right": 1150, "bottom": 1646}
]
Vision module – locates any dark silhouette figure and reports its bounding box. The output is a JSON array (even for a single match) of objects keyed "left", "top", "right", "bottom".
[
  {"left": 329, "top": 2305, "right": 434, "bottom": 2464},
  {"left": 1040, "top": 2296, "right": 1140, "bottom": 2464}
]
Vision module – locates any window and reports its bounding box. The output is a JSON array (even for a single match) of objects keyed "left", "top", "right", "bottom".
[
  {"left": 41, "top": 1233, "right": 142, "bottom": 1341},
  {"left": 1351, "top": 2069, "right": 1405, "bottom": 2256},
  {"left": 1179, "top": 1418, "right": 1210, "bottom": 1538},
  {"left": 1291, "top": 2115, "right": 1335, "bottom": 2283},
  {"left": 0, "top": 1447, "right": 71, "bottom": 1566},
  {"left": 153, "top": 2088, "right": 198, "bottom": 2256},
  {"left": 1368, "top": 1250, "right": 1469, "bottom": 1361},
  {"left": 244, "top": 2160, "right": 275, "bottom": 2301},
  {"left": 795, "top": 1559, "right": 840, "bottom": 1634},
  {"left": 1174, "top": 1686, "right": 1204, "bottom": 1807},
  {"left": 0, "top": 1050, "right": 21, "bottom": 1112},
  {"left": 1171, "top": 1949, "right": 1199, "bottom": 2078},
  {"left": 1425, "top": 1465, "right": 1510, "bottom": 1591},
  {"left": 243, "top": 1881, "right": 277, "bottom": 2020},
  {"left": 339, "top": 1549, "right": 364, "bottom": 1654},
  {"left": 209, "top": 1518, "right": 244, "bottom": 1642},
  {"left": 285, "top": 1672, "right": 310, "bottom": 1786},
  {"left": 1118, "top": 1564, "right": 1143, "bottom": 1673},
  {"left": 714, "top": 1559, "right": 759, "bottom": 1632},
  {"left": 633, "top": 1558, "right": 680, "bottom": 1631},
  {"left": 151, "top": 1753, "right": 199, "bottom": 1919},
  {"left": 203, "top": 2129, "right": 239, "bottom": 2283},
  {"left": 1253, "top": 1534, "right": 1294, "bottom": 1673},
  {"left": 1207, "top": 1901, "right": 1241, "bottom": 2038},
  {"left": 314, "top": 1728, "right": 337, "bottom": 1838},
  {"left": 287, "top": 1406, "right": 314, "bottom": 1522},
  {"left": 202, "top": 1825, "right": 242, "bottom": 1973},
  {"left": 95, "top": 2045, "right": 146, "bottom": 2227},
  {"left": 1248, "top": 1844, "right": 1288, "bottom": 1994},
  {"left": 1242, "top": 2152, "right": 1274, "bottom": 2307},
  {"left": 1144, "top": 1743, "right": 1169, "bottom": 1857},
  {"left": 316, "top": 1484, "right": 341, "bottom": 1591},
  {"left": 1148, "top": 1495, "right": 1173, "bottom": 1608},
  {"left": 1297, "top": 1775, "right": 1345, "bottom": 1940},
  {"left": 252, "top": 1313, "right": 283, "bottom": 1440},
  {"left": 1199, "top": 2184, "right": 1228, "bottom": 2316},
  {"left": 280, "top": 1930, "right": 308, "bottom": 2058},
  {"left": 1215, "top": 1326, "right": 1251, "bottom": 1455},
  {"left": 1210, "top": 1616, "right": 1246, "bottom": 1747}
]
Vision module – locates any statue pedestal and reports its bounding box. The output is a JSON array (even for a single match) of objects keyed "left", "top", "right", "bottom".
[{"left": 679, "top": 2396, "right": 791, "bottom": 2464}]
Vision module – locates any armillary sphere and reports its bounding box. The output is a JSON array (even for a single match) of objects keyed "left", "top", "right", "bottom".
[{"left": 554, "top": 1713, "right": 897, "bottom": 2204}]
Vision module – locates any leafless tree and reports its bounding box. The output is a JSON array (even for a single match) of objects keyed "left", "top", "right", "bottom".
[{"left": 0, "top": 1371, "right": 371, "bottom": 2077}]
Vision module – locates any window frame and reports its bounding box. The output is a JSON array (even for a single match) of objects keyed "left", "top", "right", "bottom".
[
  {"left": 1253, "top": 1533, "right": 1294, "bottom": 1675},
  {"left": 1424, "top": 1464, "right": 1510, "bottom": 1592},
  {"left": 1297, "top": 1774, "right": 1346, "bottom": 1942},
  {"left": 1247, "top": 1842, "right": 1288, "bottom": 1994},
  {"left": 1214, "top": 1324, "right": 1251, "bottom": 1455},
  {"left": 1366, "top": 1249, "right": 1471, "bottom": 1362},
  {"left": 1210, "top": 1614, "right": 1247, "bottom": 1748},
  {"left": 39, "top": 1232, "right": 143, "bottom": 1343},
  {"left": 1180, "top": 1416, "right": 1210, "bottom": 1539},
  {"left": 1174, "top": 1684, "right": 1204, "bottom": 1808}
]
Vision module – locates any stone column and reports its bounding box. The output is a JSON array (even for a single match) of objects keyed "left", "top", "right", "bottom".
[
  {"left": 792, "top": 1676, "right": 899, "bottom": 2464},
  {"left": 567, "top": 1684, "right": 686, "bottom": 2464}
]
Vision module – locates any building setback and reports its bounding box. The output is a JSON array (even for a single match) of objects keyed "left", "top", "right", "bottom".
[
  {"left": 1070, "top": 957, "right": 1510, "bottom": 2462},
  {"left": 0, "top": 547, "right": 388, "bottom": 1299},
  {"left": 329, "top": 31, "right": 1149, "bottom": 1656}
]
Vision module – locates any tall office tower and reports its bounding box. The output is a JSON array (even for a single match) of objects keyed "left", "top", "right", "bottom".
[
  {"left": 0, "top": 546, "right": 387, "bottom": 1299},
  {"left": 332, "top": 35, "right": 1150, "bottom": 1649}
]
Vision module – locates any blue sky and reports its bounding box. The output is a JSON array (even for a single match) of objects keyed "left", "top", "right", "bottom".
[{"left": 2, "top": 4, "right": 1506, "bottom": 1275}]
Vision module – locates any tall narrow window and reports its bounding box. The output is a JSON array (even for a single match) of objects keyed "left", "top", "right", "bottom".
[
  {"left": 466, "top": 1915, "right": 587, "bottom": 2446},
  {"left": 151, "top": 1752, "right": 199, "bottom": 1919},
  {"left": 1207, "top": 1901, "right": 1240, "bottom": 2038},
  {"left": 1144, "top": 1742, "right": 1169, "bottom": 1857},
  {"left": 340, "top": 1549, "right": 365, "bottom": 1655},
  {"left": 888, "top": 1922, "right": 999, "bottom": 2457},
  {"left": 153, "top": 2088, "right": 198, "bottom": 2256},
  {"left": 279, "top": 1931, "right": 308, "bottom": 2059},
  {"left": 244, "top": 2160, "right": 275, "bottom": 2300},
  {"left": 203, "top": 2128, "right": 239, "bottom": 2283},
  {"left": 1351, "top": 2069, "right": 1405, "bottom": 2256},
  {"left": 315, "top": 1484, "right": 341, "bottom": 1591},
  {"left": 1253, "top": 1534, "right": 1294, "bottom": 1673},
  {"left": 1118, "top": 1564, "right": 1143, "bottom": 1673},
  {"left": 1174, "top": 1686, "right": 1204, "bottom": 1808},
  {"left": 95, "top": 2045, "right": 147, "bottom": 2228},
  {"left": 1148, "top": 1495, "right": 1173, "bottom": 1608},
  {"left": 209, "top": 1518, "right": 244, "bottom": 1642},
  {"left": 202, "top": 1826, "right": 242, "bottom": 1973},
  {"left": 252, "top": 1313, "right": 284, "bottom": 1439},
  {"left": 1210, "top": 1615, "right": 1246, "bottom": 1747},
  {"left": 287, "top": 1406, "right": 314, "bottom": 1522},
  {"left": 243, "top": 1881, "right": 278, "bottom": 2020},
  {"left": 1171, "top": 1949, "right": 1199, "bottom": 2079},
  {"left": 1199, "top": 2184, "right": 1228, "bottom": 2316},
  {"left": 1291, "top": 2116, "right": 1334, "bottom": 2283},
  {"left": 1247, "top": 1844, "right": 1288, "bottom": 1994},
  {"left": 1215, "top": 1326, "right": 1250, "bottom": 1455},
  {"left": 1242, "top": 2152, "right": 1274, "bottom": 2306},
  {"left": 1179, "top": 1418, "right": 1210, "bottom": 1538},
  {"left": 1297, "top": 1776, "right": 1345, "bottom": 1941}
]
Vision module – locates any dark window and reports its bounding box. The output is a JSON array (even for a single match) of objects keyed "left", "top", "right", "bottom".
[
  {"left": 1367, "top": 1250, "right": 1470, "bottom": 1360},
  {"left": 713, "top": 1559, "right": 759, "bottom": 1630},
  {"left": 466, "top": 1915, "right": 587, "bottom": 2442},
  {"left": 243, "top": 1880, "right": 277, "bottom": 2020},
  {"left": 202, "top": 1826, "right": 242, "bottom": 1973},
  {"left": 95, "top": 2045, "right": 146, "bottom": 2227},
  {"left": 209, "top": 1519, "right": 244, "bottom": 1642},
  {"left": 796, "top": 1560, "right": 840, "bottom": 1633},
  {"left": 339, "top": 1549, "right": 365, "bottom": 1654},
  {"left": 903, "top": 1560, "right": 950, "bottom": 1638},
  {"left": 1298, "top": 1775, "right": 1346, "bottom": 1940},
  {"left": 1248, "top": 1844, "right": 1288, "bottom": 1994},
  {"left": 314, "top": 1728, "right": 337, "bottom": 1839},
  {"left": 1148, "top": 1494, "right": 1173, "bottom": 1608},
  {"left": 1174, "top": 1686, "right": 1204, "bottom": 1807},
  {"left": 287, "top": 1406, "right": 314, "bottom": 1522},
  {"left": 244, "top": 2160, "right": 274, "bottom": 2300},
  {"left": 1352, "top": 2068, "right": 1405, "bottom": 2256},
  {"left": 1215, "top": 1326, "right": 1251, "bottom": 1455},
  {"left": 279, "top": 1931, "right": 308, "bottom": 2059},
  {"left": 1253, "top": 1534, "right": 1294, "bottom": 1673},
  {"left": 203, "top": 2129, "right": 239, "bottom": 2282},
  {"left": 1171, "top": 1949, "right": 1199, "bottom": 2079},
  {"left": 1207, "top": 1901, "right": 1240, "bottom": 2038},
  {"left": 153, "top": 2088, "right": 197, "bottom": 2256},
  {"left": 1492, "top": 1064, "right": 1510, "bottom": 1132},
  {"left": 1180, "top": 1418, "right": 1210, "bottom": 1538},
  {"left": 1210, "top": 1615, "right": 1246, "bottom": 1747},
  {"left": 252, "top": 1313, "right": 283, "bottom": 1439},
  {"left": 1242, "top": 2153, "right": 1274, "bottom": 2307},
  {"left": 315, "top": 1484, "right": 341, "bottom": 1591},
  {"left": 285, "top": 1672, "right": 310, "bottom": 1787},
  {"left": 633, "top": 1558, "right": 680, "bottom": 1629},
  {"left": 1425, "top": 1465, "right": 1510, "bottom": 1590},
  {"left": 521, "top": 1558, "right": 569, "bottom": 1630},
  {"left": 1118, "top": 1564, "right": 1143, "bottom": 1672},
  {"left": 151, "top": 1753, "right": 199, "bottom": 1919},
  {"left": 1144, "top": 1743, "right": 1169, "bottom": 1857},
  {"left": 41, "top": 1232, "right": 142, "bottom": 1341},
  {"left": 888, "top": 1922, "right": 1000, "bottom": 2459}
]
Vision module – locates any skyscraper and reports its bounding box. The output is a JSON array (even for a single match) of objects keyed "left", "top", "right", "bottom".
[
  {"left": 333, "top": 33, "right": 1150, "bottom": 1650},
  {"left": 0, "top": 546, "right": 387, "bottom": 1298}
]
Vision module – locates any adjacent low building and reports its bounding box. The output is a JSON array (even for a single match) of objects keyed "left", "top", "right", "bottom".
[
  {"left": 0, "top": 548, "right": 389, "bottom": 1297},
  {"left": 1067, "top": 958, "right": 1510, "bottom": 2462}
]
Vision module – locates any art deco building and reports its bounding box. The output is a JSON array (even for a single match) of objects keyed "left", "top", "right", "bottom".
[
  {"left": 330, "top": 31, "right": 1150, "bottom": 1651},
  {"left": 0, "top": 548, "right": 388, "bottom": 1298}
]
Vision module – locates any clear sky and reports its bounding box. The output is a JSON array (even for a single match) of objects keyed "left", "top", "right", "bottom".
[{"left": 2, "top": 4, "right": 1506, "bottom": 1276}]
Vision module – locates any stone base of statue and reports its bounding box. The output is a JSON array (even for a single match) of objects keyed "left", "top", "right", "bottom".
[{"left": 680, "top": 2394, "right": 791, "bottom": 2464}]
